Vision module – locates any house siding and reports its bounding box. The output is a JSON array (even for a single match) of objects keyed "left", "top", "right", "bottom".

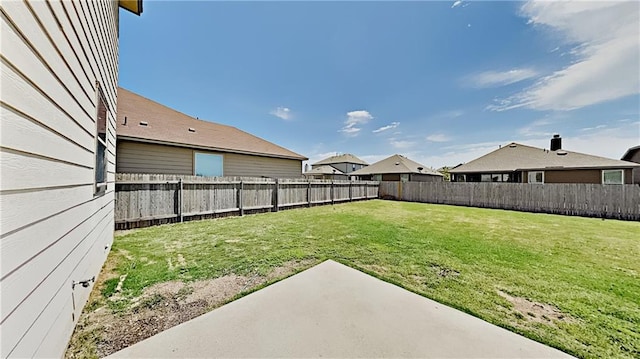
[
  {"left": 410, "top": 174, "right": 444, "bottom": 182},
  {"left": 116, "top": 140, "right": 303, "bottom": 178},
  {"left": 319, "top": 162, "right": 366, "bottom": 174},
  {"left": 523, "top": 169, "right": 634, "bottom": 184},
  {"left": 0, "top": 1, "right": 119, "bottom": 357},
  {"left": 116, "top": 140, "right": 193, "bottom": 175}
]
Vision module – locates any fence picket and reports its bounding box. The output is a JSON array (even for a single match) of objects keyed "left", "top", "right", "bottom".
[
  {"left": 115, "top": 174, "right": 379, "bottom": 228},
  {"left": 378, "top": 181, "right": 640, "bottom": 221}
]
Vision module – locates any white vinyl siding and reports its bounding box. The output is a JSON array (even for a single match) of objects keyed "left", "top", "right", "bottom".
[{"left": 0, "top": 1, "right": 119, "bottom": 357}]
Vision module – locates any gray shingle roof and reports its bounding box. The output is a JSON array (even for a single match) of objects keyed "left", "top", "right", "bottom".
[
  {"left": 312, "top": 154, "right": 368, "bottom": 166},
  {"left": 350, "top": 154, "right": 443, "bottom": 176},
  {"left": 304, "top": 165, "right": 345, "bottom": 175},
  {"left": 450, "top": 142, "right": 640, "bottom": 173}
]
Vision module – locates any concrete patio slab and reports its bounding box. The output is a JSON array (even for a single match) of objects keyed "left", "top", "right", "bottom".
[{"left": 108, "top": 260, "right": 573, "bottom": 358}]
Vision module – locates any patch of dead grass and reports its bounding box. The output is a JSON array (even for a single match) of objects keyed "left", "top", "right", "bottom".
[
  {"left": 66, "top": 259, "right": 316, "bottom": 358},
  {"left": 497, "top": 290, "right": 574, "bottom": 325}
]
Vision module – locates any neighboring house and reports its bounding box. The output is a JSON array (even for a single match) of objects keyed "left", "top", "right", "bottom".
[
  {"left": 308, "top": 153, "right": 369, "bottom": 178},
  {"left": 622, "top": 145, "right": 640, "bottom": 184},
  {"left": 304, "top": 165, "right": 348, "bottom": 180},
  {"left": 450, "top": 135, "right": 639, "bottom": 184},
  {"left": 1, "top": 1, "right": 142, "bottom": 357},
  {"left": 116, "top": 88, "right": 308, "bottom": 178},
  {"left": 350, "top": 154, "right": 444, "bottom": 182}
]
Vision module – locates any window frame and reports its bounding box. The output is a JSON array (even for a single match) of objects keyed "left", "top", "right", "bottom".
[
  {"left": 193, "top": 152, "right": 224, "bottom": 177},
  {"left": 528, "top": 171, "right": 544, "bottom": 184},
  {"left": 602, "top": 169, "right": 624, "bottom": 185},
  {"left": 94, "top": 82, "right": 108, "bottom": 197}
]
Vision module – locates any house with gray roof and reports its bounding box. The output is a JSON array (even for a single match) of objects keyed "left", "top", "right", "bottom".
[
  {"left": 303, "top": 165, "right": 347, "bottom": 180},
  {"left": 350, "top": 154, "right": 444, "bottom": 182},
  {"left": 305, "top": 153, "right": 368, "bottom": 179},
  {"left": 622, "top": 145, "right": 640, "bottom": 184},
  {"left": 450, "top": 135, "right": 639, "bottom": 184}
]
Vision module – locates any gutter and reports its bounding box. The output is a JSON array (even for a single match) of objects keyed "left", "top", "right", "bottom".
[{"left": 117, "top": 136, "right": 309, "bottom": 161}]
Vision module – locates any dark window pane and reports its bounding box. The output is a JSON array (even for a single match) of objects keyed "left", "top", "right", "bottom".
[{"left": 95, "top": 143, "right": 106, "bottom": 184}]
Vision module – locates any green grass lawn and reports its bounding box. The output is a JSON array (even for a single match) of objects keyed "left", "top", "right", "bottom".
[{"left": 103, "top": 200, "right": 639, "bottom": 358}]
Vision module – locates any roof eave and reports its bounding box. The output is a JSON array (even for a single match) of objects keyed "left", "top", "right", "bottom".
[{"left": 117, "top": 136, "right": 308, "bottom": 161}]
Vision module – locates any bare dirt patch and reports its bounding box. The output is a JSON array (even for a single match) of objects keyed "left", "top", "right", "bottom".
[
  {"left": 65, "top": 259, "right": 316, "bottom": 358},
  {"left": 497, "top": 290, "right": 573, "bottom": 325}
]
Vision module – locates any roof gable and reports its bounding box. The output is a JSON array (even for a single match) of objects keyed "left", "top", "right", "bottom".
[
  {"left": 312, "top": 154, "right": 368, "bottom": 166},
  {"left": 450, "top": 142, "right": 639, "bottom": 173},
  {"left": 116, "top": 88, "right": 307, "bottom": 160},
  {"left": 622, "top": 145, "right": 640, "bottom": 162},
  {"left": 350, "top": 154, "right": 442, "bottom": 176}
]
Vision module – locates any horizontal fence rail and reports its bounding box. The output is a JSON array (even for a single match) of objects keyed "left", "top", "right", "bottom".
[
  {"left": 379, "top": 181, "right": 640, "bottom": 221},
  {"left": 115, "top": 173, "right": 379, "bottom": 229}
]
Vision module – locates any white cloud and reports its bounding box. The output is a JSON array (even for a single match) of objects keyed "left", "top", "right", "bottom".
[
  {"left": 468, "top": 68, "right": 539, "bottom": 88},
  {"left": 339, "top": 110, "right": 373, "bottom": 137},
  {"left": 373, "top": 122, "right": 400, "bottom": 133},
  {"left": 346, "top": 110, "right": 373, "bottom": 126},
  {"left": 390, "top": 139, "right": 416, "bottom": 149},
  {"left": 426, "top": 134, "right": 452, "bottom": 142},
  {"left": 338, "top": 125, "right": 361, "bottom": 137},
  {"left": 451, "top": 1, "right": 463, "bottom": 9},
  {"left": 580, "top": 124, "right": 607, "bottom": 132},
  {"left": 489, "top": 1, "right": 640, "bottom": 111},
  {"left": 269, "top": 107, "right": 292, "bottom": 120},
  {"left": 518, "top": 118, "right": 554, "bottom": 137}
]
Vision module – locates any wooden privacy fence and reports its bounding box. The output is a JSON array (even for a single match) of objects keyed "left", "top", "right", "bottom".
[
  {"left": 115, "top": 173, "right": 379, "bottom": 229},
  {"left": 379, "top": 181, "right": 640, "bottom": 221}
]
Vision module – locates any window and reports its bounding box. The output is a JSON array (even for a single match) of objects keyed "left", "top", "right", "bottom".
[
  {"left": 602, "top": 169, "right": 624, "bottom": 185},
  {"left": 528, "top": 171, "right": 544, "bottom": 184},
  {"left": 481, "top": 174, "right": 492, "bottom": 182},
  {"left": 372, "top": 174, "right": 382, "bottom": 181},
  {"left": 400, "top": 174, "right": 409, "bottom": 182},
  {"left": 195, "top": 153, "right": 223, "bottom": 177},
  {"left": 94, "top": 83, "right": 108, "bottom": 196}
]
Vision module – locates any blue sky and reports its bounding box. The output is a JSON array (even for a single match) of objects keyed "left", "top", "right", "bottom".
[{"left": 119, "top": 1, "right": 639, "bottom": 169}]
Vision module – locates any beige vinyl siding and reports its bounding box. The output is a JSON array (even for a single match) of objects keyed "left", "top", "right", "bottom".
[
  {"left": 223, "top": 152, "right": 302, "bottom": 178},
  {"left": 117, "top": 140, "right": 193, "bottom": 175},
  {"left": 0, "top": 1, "right": 119, "bottom": 357},
  {"left": 117, "top": 140, "right": 303, "bottom": 178}
]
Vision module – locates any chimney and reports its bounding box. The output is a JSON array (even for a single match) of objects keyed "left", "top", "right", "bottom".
[{"left": 550, "top": 134, "right": 562, "bottom": 151}]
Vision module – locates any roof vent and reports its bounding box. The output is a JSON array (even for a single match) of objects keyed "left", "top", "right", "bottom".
[
  {"left": 188, "top": 127, "right": 196, "bottom": 132},
  {"left": 395, "top": 162, "right": 400, "bottom": 165},
  {"left": 139, "top": 121, "right": 148, "bottom": 126},
  {"left": 556, "top": 150, "right": 568, "bottom": 156},
  {"left": 417, "top": 167, "right": 424, "bottom": 171},
  {"left": 508, "top": 143, "right": 517, "bottom": 148}
]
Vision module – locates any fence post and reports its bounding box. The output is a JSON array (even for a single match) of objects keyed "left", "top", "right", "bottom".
[
  {"left": 274, "top": 178, "right": 279, "bottom": 212},
  {"left": 238, "top": 180, "right": 244, "bottom": 216},
  {"left": 178, "top": 178, "right": 183, "bottom": 222},
  {"left": 331, "top": 180, "right": 334, "bottom": 205},
  {"left": 349, "top": 181, "right": 353, "bottom": 201},
  {"left": 307, "top": 180, "right": 312, "bottom": 207}
]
